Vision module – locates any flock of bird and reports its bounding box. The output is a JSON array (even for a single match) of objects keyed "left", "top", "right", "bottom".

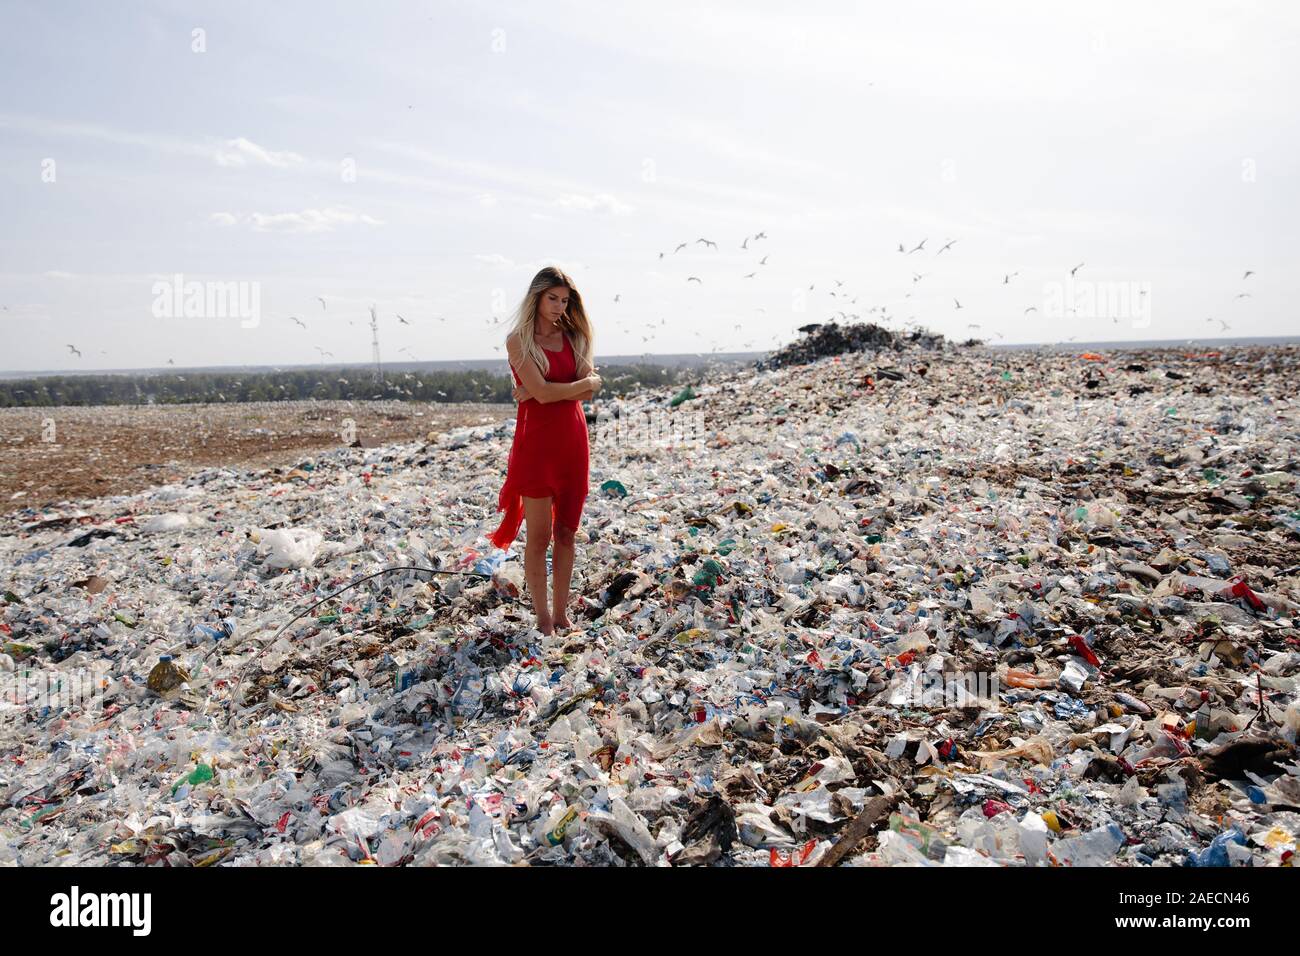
[
  {"left": 55, "top": 239, "right": 1262, "bottom": 370},
  {"left": 596, "top": 230, "right": 1262, "bottom": 352}
]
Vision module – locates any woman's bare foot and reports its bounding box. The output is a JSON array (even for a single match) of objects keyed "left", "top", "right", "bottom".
[
  {"left": 537, "top": 616, "right": 554, "bottom": 637},
  {"left": 553, "top": 614, "right": 574, "bottom": 632}
]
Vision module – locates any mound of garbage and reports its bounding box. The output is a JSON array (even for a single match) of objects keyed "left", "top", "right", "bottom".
[
  {"left": 757, "top": 321, "right": 945, "bottom": 370},
  {"left": 1, "top": 343, "right": 1298, "bottom": 866}
]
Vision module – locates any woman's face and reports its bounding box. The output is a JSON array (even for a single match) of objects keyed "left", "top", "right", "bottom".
[{"left": 540, "top": 286, "right": 569, "bottom": 324}]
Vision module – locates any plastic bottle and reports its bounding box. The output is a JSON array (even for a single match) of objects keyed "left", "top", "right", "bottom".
[{"left": 1191, "top": 691, "right": 1214, "bottom": 741}]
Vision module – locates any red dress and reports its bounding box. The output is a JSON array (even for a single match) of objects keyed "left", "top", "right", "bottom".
[{"left": 489, "top": 333, "right": 590, "bottom": 549}]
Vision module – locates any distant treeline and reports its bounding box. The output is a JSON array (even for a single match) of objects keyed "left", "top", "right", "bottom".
[{"left": 0, "top": 363, "right": 698, "bottom": 408}]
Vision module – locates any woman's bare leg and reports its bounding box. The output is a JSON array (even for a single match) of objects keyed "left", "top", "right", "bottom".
[
  {"left": 521, "top": 496, "right": 553, "bottom": 635},
  {"left": 552, "top": 523, "right": 576, "bottom": 630}
]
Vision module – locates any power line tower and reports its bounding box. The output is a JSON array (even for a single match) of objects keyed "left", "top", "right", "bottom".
[{"left": 369, "top": 304, "right": 383, "bottom": 384}]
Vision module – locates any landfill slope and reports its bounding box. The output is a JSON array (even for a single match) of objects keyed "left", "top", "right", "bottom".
[{"left": 1, "top": 343, "right": 1298, "bottom": 867}]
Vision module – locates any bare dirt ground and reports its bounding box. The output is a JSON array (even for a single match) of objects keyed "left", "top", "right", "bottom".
[{"left": 0, "top": 401, "right": 515, "bottom": 511}]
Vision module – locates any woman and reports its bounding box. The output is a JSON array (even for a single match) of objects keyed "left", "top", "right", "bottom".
[{"left": 488, "top": 266, "right": 602, "bottom": 636}]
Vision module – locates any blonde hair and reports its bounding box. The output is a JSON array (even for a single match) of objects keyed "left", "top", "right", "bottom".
[{"left": 507, "top": 266, "right": 595, "bottom": 379}]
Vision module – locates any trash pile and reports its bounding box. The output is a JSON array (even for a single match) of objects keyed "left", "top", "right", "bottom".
[
  {"left": 2, "top": 343, "right": 1298, "bottom": 867},
  {"left": 757, "top": 321, "right": 944, "bottom": 370}
]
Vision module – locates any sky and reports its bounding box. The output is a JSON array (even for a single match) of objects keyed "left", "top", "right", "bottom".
[{"left": 1, "top": 0, "right": 1297, "bottom": 372}]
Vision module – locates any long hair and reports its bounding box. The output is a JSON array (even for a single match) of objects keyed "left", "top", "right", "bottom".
[{"left": 507, "top": 266, "right": 595, "bottom": 379}]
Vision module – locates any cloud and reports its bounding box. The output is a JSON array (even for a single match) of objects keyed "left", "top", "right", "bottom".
[
  {"left": 474, "top": 253, "right": 515, "bottom": 268},
  {"left": 553, "top": 192, "right": 634, "bottom": 215},
  {"left": 42, "top": 270, "right": 75, "bottom": 279},
  {"left": 213, "top": 137, "right": 305, "bottom": 168},
  {"left": 209, "top": 207, "right": 384, "bottom": 234}
]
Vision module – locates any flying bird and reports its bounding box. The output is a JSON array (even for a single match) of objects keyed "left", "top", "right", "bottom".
[
  {"left": 741, "top": 237, "right": 750, "bottom": 250},
  {"left": 907, "top": 239, "right": 928, "bottom": 254},
  {"left": 936, "top": 239, "right": 957, "bottom": 255},
  {"left": 290, "top": 316, "right": 306, "bottom": 329},
  {"left": 954, "top": 299, "right": 963, "bottom": 310},
  {"left": 397, "top": 314, "right": 410, "bottom": 325},
  {"left": 686, "top": 276, "right": 702, "bottom": 284},
  {"left": 1024, "top": 307, "right": 1038, "bottom": 314},
  {"left": 614, "top": 294, "right": 620, "bottom": 303},
  {"left": 1242, "top": 270, "right": 1254, "bottom": 280},
  {"left": 316, "top": 296, "right": 327, "bottom": 310},
  {"left": 66, "top": 344, "right": 81, "bottom": 357},
  {"left": 743, "top": 272, "right": 756, "bottom": 279},
  {"left": 1234, "top": 293, "right": 1252, "bottom": 299},
  {"left": 1003, "top": 272, "right": 1019, "bottom": 284},
  {"left": 695, "top": 238, "right": 717, "bottom": 249},
  {"left": 1070, "top": 262, "right": 1084, "bottom": 277},
  {"left": 674, "top": 243, "right": 687, "bottom": 253},
  {"left": 758, "top": 255, "right": 768, "bottom": 266}
]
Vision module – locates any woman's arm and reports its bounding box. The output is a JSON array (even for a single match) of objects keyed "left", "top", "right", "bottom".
[
  {"left": 513, "top": 384, "right": 596, "bottom": 402},
  {"left": 506, "top": 334, "right": 593, "bottom": 404}
]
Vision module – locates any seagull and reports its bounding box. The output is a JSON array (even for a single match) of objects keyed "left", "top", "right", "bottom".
[
  {"left": 614, "top": 294, "right": 621, "bottom": 303},
  {"left": 936, "top": 239, "right": 958, "bottom": 255},
  {"left": 315, "top": 347, "right": 334, "bottom": 360},
  {"left": 743, "top": 272, "right": 756, "bottom": 279},
  {"left": 907, "top": 239, "right": 928, "bottom": 254},
  {"left": 397, "top": 314, "right": 410, "bottom": 325},
  {"left": 290, "top": 316, "right": 306, "bottom": 329},
  {"left": 167, "top": 358, "right": 175, "bottom": 365},
  {"left": 1218, "top": 319, "right": 1231, "bottom": 332},
  {"left": 1243, "top": 270, "right": 1254, "bottom": 280},
  {"left": 66, "top": 344, "right": 81, "bottom": 357},
  {"left": 686, "top": 276, "right": 702, "bottom": 284},
  {"left": 897, "top": 243, "right": 906, "bottom": 253},
  {"left": 316, "top": 296, "right": 327, "bottom": 310},
  {"left": 912, "top": 273, "right": 926, "bottom": 283},
  {"left": 1070, "top": 262, "right": 1084, "bottom": 277},
  {"left": 741, "top": 237, "right": 750, "bottom": 250},
  {"left": 754, "top": 232, "right": 767, "bottom": 240},
  {"left": 1234, "top": 293, "right": 1252, "bottom": 299},
  {"left": 834, "top": 279, "right": 844, "bottom": 288},
  {"left": 658, "top": 251, "right": 665, "bottom": 259},
  {"left": 758, "top": 255, "right": 768, "bottom": 266},
  {"left": 1024, "top": 306, "right": 1038, "bottom": 314},
  {"left": 695, "top": 238, "right": 717, "bottom": 249},
  {"left": 1003, "top": 272, "right": 1019, "bottom": 284},
  {"left": 674, "top": 243, "right": 687, "bottom": 254},
  {"left": 954, "top": 299, "right": 963, "bottom": 310}
]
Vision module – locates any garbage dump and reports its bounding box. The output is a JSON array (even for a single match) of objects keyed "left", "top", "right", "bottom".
[
  {"left": 757, "top": 321, "right": 945, "bottom": 370},
  {"left": 1, "top": 342, "right": 1298, "bottom": 867}
]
